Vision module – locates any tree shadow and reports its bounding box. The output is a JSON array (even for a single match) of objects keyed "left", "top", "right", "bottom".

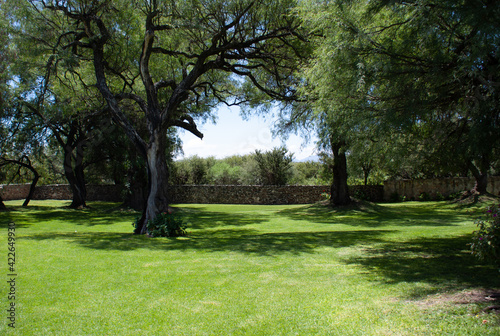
[
  {"left": 277, "top": 201, "right": 466, "bottom": 227},
  {"left": 22, "top": 229, "right": 394, "bottom": 256},
  {"left": 4, "top": 203, "right": 138, "bottom": 227},
  {"left": 177, "top": 206, "right": 270, "bottom": 230},
  {"left": 342, "top": 234, "right": 499, "bottom": 299}
]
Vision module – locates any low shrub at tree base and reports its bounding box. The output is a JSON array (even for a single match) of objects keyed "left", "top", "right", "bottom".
[
  {"left": 470, "top": 203, "right": 500, "bottom": 269},
  {"left": 144, "top": 212, "right": 187, "bottom": 238}
]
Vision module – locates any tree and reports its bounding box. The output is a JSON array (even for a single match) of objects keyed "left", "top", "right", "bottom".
[
  {"left": 0, "top": 156, "right": 40, "bottom": 206},
  {"left": 24, "top": 0, "right": 306, "bottom": 234},
  {"left": 295, "top": 0, "right": 500, "bottom": 198},
  {"left": 275, "top": 0, "right": 387, "bottom": 205},
  {"left": 254, "top": 146, "right": 294, "bottom": 185},
  {"left": 364, "top": 0, "right": 500, "bottom": 194}
]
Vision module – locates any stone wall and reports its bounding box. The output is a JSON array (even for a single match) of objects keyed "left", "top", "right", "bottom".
[
  {"left": 383, "top": 176, "right": 500, "bottom": 201},
  {"left": 2, "top": 177, "right": 498, "bottom": 204},
  {"left": 0, "top": 184, "right": 383, "bottom": 204},
  {"left": 168, "top": 185, "right": 329, "bottom": 204},
  {"left": 0, "top": 184, "right": 123, "bottom": 202}
]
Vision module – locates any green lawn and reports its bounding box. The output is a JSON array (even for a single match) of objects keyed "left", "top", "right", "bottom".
[{"left": 1, "top": 200, "right": 499, "bottom": 335}]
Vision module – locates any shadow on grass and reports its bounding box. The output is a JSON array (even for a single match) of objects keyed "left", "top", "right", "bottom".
[
  {"left": 2, "top": 203, "right": 139, "bottom": 227},
  {"left": 343, "top": 234, "right": 499, "bottom": 298},
  {"left": 277, "top": 201, "right": 466, "bottom": 227},
  {"left": 22, "top": 229, "right": 394, "bottom": 256},
  {"left": 177, "top": 206, "right": 270, "bottom": 229}
]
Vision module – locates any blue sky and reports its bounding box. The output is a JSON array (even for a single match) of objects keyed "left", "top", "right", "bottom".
[{"left": 177, "top": 106, "right": 318, "bottom": 161}]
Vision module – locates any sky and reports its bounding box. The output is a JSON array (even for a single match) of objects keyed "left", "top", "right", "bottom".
[{"left": 176, "top": 105, "right": 319, "bottom": 161}]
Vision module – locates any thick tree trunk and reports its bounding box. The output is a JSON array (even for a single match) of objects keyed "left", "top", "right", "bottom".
[
  {"left": 474, "top": 173, "right": 488, "bottom": 194},
  {"left": 63, "top": 145, "right": 87, "bottom": 209},
  {"left": 468, "top": 158, "right": 489, "bottom": 194},
  {"left": 331, "top": 140, "right": 351, "bottom": 206},
  {"left": 134, "top": 130, "right": 171, "bottom": 235},
  {"left": 124, "top": 148, "right": 148, "bottom": 211}
]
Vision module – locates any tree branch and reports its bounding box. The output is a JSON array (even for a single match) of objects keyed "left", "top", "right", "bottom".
[{"left": 172, "top": 115, "right": 203, "bottom": 139}]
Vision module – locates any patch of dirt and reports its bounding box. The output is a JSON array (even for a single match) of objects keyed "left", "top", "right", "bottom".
[
  {"left": 453, "top": 192, "right": 499, "bottom": 206},
  {"left": 414, "top": 288, "right": 500, "bottom": 311}
]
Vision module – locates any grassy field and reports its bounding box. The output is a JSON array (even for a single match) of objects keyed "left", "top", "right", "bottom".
[{"left": 1, "top": 200, "right": 499, "bottom": 335}]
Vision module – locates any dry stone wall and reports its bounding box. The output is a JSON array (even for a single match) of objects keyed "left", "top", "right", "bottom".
[
  {"left": 0, "top": 184, "right": 123, "bottom": 202},
  {"left": 2, "top": 177, "right": 498, "bottom": 204},
  {"left": 383, "top": 176, "right": 500, "bottom": 201},
  {"left": 0, "top": 184, "right": 383, "bottom": 204},
  {"left": 168, "top": 185, "right": 329, "bottom": 204}
]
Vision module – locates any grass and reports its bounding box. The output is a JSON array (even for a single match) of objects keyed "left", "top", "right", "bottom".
[{"left": 1, "top": 199, "right": 499, "bottom": 335}]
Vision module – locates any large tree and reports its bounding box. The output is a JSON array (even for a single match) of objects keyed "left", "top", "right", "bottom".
[
  {"left": 299, "top": 0, "right": 500, "bottom": 194},
  {"left": 22, "top": 0, "right": 305, "bottom": 234}
]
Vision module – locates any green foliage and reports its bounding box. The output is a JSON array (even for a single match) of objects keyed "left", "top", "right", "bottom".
[
  {"left": 353, "top": 189, "right": 368, "bottom": 201},
  {"left": 419, "top": 192, "right": 431, "bottom": 202},
  {"left": 171, "top": 155, "right": 214, "bottom": 185},
  {"left": 295, "top": 0, "right": 500, "bottom": 186},
  {"left": 471, "top": 204, "right": 500, "bottom": 269},
  {"left": 290, "top": 161, "right": 328, "bottom": 185},
  {"left": 254, "top": 147, "right": 294, "bottom": 185},
  {"left": 146, "top": 212, "right": 187, "bottom": 238},
  {"left": 320, "top": 191, "right": 331, "bottom": 201},
  {"left": 172, "top": 153, "right": 326, "bottom": 186},
  {"left": 208, "top": 161, "right": 242, "bottom": 185},
  {"left": 389, "top": 192, "right": 406, "bottom": 203}
]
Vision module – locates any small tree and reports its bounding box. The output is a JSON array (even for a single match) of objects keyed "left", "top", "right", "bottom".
[{"left": 254, "top": 147, "right": 293, "bottom": 185}]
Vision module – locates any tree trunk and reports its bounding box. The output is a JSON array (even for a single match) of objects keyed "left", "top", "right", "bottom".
[
  {"left": 474, "top": 172, "right": 488, "bottom": 194},
  {"left": 22, "top": 169, "right": 40, "bottom": 207},
  {"left": 134, "top": 130, "right": 171, "bottom": 235},
  {"left": 362, "top": 163, "right": 372, "bottom": 186},
  {"left": 63, "top": 144, "right": 87, "bottom": 209},
  {"left": 124, "top": 147, "right": 148, "bottom": 211},
  {"left": 0, "top": 194, "right": 6, "bottom": 211},
  {"left": 0, "top": 156, "right": 40, "bottom": 207},
  {"left": 331, "top": 140, "right": 351, "bottom": 206},
  {"left": 468, "top": 158, "right": 489, "bottom": 194}
]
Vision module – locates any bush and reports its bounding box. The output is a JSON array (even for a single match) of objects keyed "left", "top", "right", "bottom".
[
  {"left": 389, "top": 192, "right": 406, "bottom": 203},
  {"left": 353, "top": 189, "right": 368, "bottom": 201},
  {"left": 146, "top": 212, "right": 187, "bottom": 238},
  {"left": 418, "top": 192, "right": 431, "bottom": 202},
  {"left": 470, "top": 203, "right": 500, "bottom": 269},
  {"left": 435, "top": 192, "right": 446, "bottom": 201},
  {"left": 321, "top": 191, "right": 331, "bottom": 201},
  {"left": 254, "top": 147, "right": 293, "bottom": 185}
]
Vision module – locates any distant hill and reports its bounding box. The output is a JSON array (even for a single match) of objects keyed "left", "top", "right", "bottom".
[{"left": 295, "top": 155, "right": 320, "bottom": 163}]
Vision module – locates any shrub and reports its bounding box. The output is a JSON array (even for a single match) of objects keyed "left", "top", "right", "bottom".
[
  {"left": 418, "top": 192, "right": 431, "bottom": 202},
  {"left": 435, "top": 192, "right": 446, "bottom": 201},
  {"left": 470, "top": 204, "right": 500, "bottom": 269},
  {"left": 389, "top": 192, "right": 406, "bottom": 203},
  {"left": 321, "top": 191, "right": 331, "bottom": 201},
  {"left": 254, "top": 147, "right": 293, "bottom": 185},
  {"left": 353, "top": 189, "right": 368, "bottom": 201},
  {"left": 146, "top": 212, "right": 187, "bottom": 238}
]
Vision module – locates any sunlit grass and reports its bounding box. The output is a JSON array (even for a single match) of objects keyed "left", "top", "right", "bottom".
[{"left": 0, "top": 200, "right": 498, "bottom": 335}]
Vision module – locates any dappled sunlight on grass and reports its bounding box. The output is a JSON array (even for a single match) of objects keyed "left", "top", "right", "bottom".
[
  {"left": 277, "top": 201, "right": 471, "bottom": 227},
  {"left": 2, "top": 200, "right": 499, "bottom": 335},
  {"left": 342, "top": 235, "right": 499, "bottom": 292},
  {"left": 22, "top": 229, "right": 395, "bottom": 256}
]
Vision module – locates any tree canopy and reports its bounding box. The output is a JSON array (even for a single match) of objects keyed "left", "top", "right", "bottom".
[
  {"left": 290, "top": 0, "right": 500, "bottom": 197},
  {"left": 8, "top": 0, "right": 308, "bottom": 234}
]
